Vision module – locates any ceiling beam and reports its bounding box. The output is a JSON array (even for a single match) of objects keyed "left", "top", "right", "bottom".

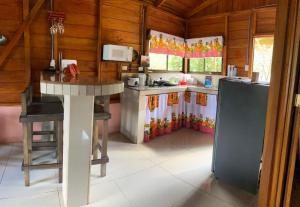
[
  {"left": 155, "top": 0, "right": 168, "bottom": 7},
  {"left": 186, "top": 0, "right": 218, "bottom": 18}
]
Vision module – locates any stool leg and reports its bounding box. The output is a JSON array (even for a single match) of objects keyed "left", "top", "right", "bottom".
[
  {"left": 101, "top": 96, "right": 110, "bottom": 177},
  {"left": 101, "top": 120, "right": 108, "bottom": 177},
  {"left": 22, "top": 122, "right": 31, "bottom": 186},
  {"left": 29, "top": 123, "right": 33, "bottom": 166},
  {"left": 56, "top": 121, "right": 63, "bottom": 183},
  {"left": 92, "top": 121, "right": 99, "bottom": 160}
]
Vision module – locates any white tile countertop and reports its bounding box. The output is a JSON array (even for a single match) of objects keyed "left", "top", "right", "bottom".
[{"left": 126, "top": 85, "right": 218, "bottom": 96}]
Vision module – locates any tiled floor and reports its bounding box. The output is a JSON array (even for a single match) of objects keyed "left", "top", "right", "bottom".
[{"left": 0, "top": 128, "right": 257, "bottom": 207}]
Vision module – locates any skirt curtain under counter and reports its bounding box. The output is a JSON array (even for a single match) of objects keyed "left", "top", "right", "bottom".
[{"left": 144, "top": 91, "right": 218, "bottom": 142}]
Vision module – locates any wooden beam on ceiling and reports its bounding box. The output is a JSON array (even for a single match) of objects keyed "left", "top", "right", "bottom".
[
  {"left": 0, "top": 0, "right": 45, "bottom": 68},
  {"left": 155, "top": 0, "right": 168, "bottom": 7},
  {"left": 186, "top": 0, "right": 218, "bottom": 18}
]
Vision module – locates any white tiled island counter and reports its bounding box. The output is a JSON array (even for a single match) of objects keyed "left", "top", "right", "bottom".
[
  {"left": 120, "top": 85, "right": 218, "bottom": 144},
  {"left": 40, "top": 72, "right": 124, "bottom": 207}
]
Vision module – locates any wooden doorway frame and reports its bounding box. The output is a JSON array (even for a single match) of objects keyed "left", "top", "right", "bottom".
[{"left": 258, "top": 0, "right": 300, "bottom": 206}]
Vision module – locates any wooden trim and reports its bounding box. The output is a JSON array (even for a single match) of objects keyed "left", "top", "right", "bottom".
[
  {"left": 247, "top": 13, "right": 254, "bottom": 77},
  {"left": 258, "top": 0, "right": 300, "bottom": 206},
  {"left": 140, "top": 3, "right": 147, "bottom": 56},
  {"left": 0, "top": 0, "right": 45, "bottom": 68},
  {"left": 283, "top": 1, "right": 300, "bottom": 205},
  {"left": 155, "top": 0, "right": 168, "bottom": 7},
  {"left": 222, "top": 15, "right": 228, "bottom": 76},
  {"left": 97, "top": 0, "right": 103, "bottom": 81},
  {"left": 186, "top": 0, "right": 218, "bottom": 18},
  {"left": 284, "top": 109, "right": 300, "bottom": 207},
  {"left": 23, "top": 0, "right": 31, "bottom": 86}
]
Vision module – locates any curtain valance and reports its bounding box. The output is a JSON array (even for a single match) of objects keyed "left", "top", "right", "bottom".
[{"left": 149, "top": 30, "right": 223, "bottom": 59}]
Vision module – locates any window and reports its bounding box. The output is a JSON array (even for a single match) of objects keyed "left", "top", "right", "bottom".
[
  {"left": 190, "top": 58, "right": 204, "bottom": 72},
  {"left": 168, "top": 55, "right": 183, "bottom": 71},
  {"left": 189, "top": 57, "right": 222, "bottom": 73},
  {"left": 252, "top": 36, "right": 274, "bottom": 82},
  {"left": 149, "top": 53, "right": 167, "bottom": 70},
  {"left": 149, "top": 53, "right": 183, "bottom": 71}
]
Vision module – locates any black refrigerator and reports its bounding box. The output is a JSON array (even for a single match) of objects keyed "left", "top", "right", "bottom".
[{"left": 212, "top": 78, "right": 269, "bottom": 194}]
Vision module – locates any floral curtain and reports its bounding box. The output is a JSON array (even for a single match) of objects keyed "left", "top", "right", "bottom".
[
  {"left": 149, "top": 30, "right": 223, "bottom": 59},
  {"left": 149, "top": 30, "right": 186, "bottom": 57},
  {"left": 144, "top": 92, "right": 217, "bottom": 142},
  {"left": 185, "top": 36, "right": 223, "bottom": 58}
]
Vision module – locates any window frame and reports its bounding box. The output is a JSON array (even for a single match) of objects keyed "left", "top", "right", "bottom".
[
  {"left": 187, "top": 57, "right": 223, "bottom": 75},
  {"left": 251, "top": 34, "right": 274, "bottom": 81},
  {"left": 148, "top": 52, "right": 185, "bottom": 73}
]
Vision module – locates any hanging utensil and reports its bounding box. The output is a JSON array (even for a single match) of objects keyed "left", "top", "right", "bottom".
[{"left": 0, "top": 35, "right": 7, "bottom": 45}]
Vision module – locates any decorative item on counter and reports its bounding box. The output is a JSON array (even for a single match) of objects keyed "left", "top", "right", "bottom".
[
  {"left": 204, "top": 76, "right": 213, "bottom": 88},
  {"left": 48, "top": 11, "right": 65, "bottom": 35},
  {"left": 61, "top": 59, "right": 77, "bottom": 71},
  {"left": 179, "top": 80, "right": 187, "bottom": 86},
  {"left": 252, "top": 72, "right": 260, "bottom": 82},
  {"left": 227, "top": 65, "right": 237, "bottom": 77},
  {"left": 0, "top": 34, "right": 7, "bottom": 45},
  {"left": 138, "top": 73, "right": 146, "bottom": 86},
  {"left": 132, "top": 49, "right": 139, "bottom": 62},
  {"left": 141, "top": 55, "right": 150, "bottom": 67},
  {"left": 63, "top": 64, "right": 80, "bottom": 77}
]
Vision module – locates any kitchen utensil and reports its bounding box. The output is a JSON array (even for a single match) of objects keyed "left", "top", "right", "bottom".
[
  {"left": 138, "top": 73, "right": 146, "bottom": 86},
  {"left": 128, "top": 78, "right": 139, "bottom": 87}
]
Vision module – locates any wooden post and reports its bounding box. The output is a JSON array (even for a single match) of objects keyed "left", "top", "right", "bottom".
[
  {"left": 258, "top": 0, "right": 300, "bottom": 206},
  {"left": 101, "top": 95, "right": 110, "bottom": 177},
  {"left": 97, "top": 0, "right": 103, "bottom": 81},
  {"left": 56, "top": 121, "right": 63, "bottom": 183},
  {"left": 22, "top": 122, "right": 30, "bottom": 186},
  {"left": 23, "top": 0, "right": 31, "bottom": 85},
  {"left": 223, "top": 15, "right": 228, "bottom": 76},
  {"left": 92, "top": 120, "right": 99, "bottom": 160}
]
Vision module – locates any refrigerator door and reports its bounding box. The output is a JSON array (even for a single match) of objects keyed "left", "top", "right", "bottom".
[{"left": 213, "top": 78, "right": 268, "bottom": 193}]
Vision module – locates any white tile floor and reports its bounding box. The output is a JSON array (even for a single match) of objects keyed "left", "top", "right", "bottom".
[{"left": 0, "top": 128, "right": 257, "bottom": 207}]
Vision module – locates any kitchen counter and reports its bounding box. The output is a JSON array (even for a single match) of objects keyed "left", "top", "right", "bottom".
[
  {"left": 126, "top": 85, "right": 218, "bottom": 95},
  {"left": 121, "top": 84, "right": 218, "bottom": 144}
]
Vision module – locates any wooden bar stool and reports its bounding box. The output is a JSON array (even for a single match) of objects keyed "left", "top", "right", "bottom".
[
  {"left": 19, "top": 87, "right": 64, "bottom": 186},
  {"left": 92, "top": 96, "right": 111, "bottom": 177}
]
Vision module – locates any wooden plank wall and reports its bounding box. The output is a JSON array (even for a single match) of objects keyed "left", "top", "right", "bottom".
[
  {"left": 0, "top": 0, "right": 184, "bottom": 105},
  {"left": 0, "top": 0, "right": 26, "bottom": 104},
  {"left": 101, "top": 0, "right": 141, "bottom": 81},
  {"left": 188, "top": 7, "right": 276, "bottom": 77},
  {"left": 30, "top": 0, "right": 98, "bottom": 96},
  {"left": 147, "top": 5, "right": 185, "bottom": 37}
]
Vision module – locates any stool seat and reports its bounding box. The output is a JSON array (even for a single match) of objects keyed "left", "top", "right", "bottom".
[
  {"left": 20, "top": 103, "right": 64, "bottom": 123},
  {"left": 32, "top": 96, "right": 62, "bottom": 104},
  {"left": 94, "top": 104, "right": 111, "bottom": 120}
]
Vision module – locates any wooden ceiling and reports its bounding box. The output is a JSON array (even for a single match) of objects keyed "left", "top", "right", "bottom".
[
  {"left": 144, "top": 0, "right": 276, "bottom": 19},
  {"left": 144, "top": 0, "right": 214, "bottom": 18}
]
